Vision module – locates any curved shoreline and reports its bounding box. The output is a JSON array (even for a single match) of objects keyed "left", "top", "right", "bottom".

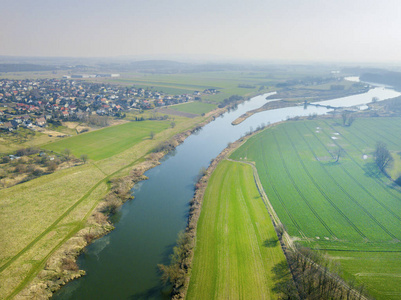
[
  {"left": 232, "top": 100, "right": 299, "bottom": 125},
  {"left": 161, "top": 122, "right": 281, "bottom": 299},
  {"left": 16, "top": 102, "right": 238, "bottom": 299}
]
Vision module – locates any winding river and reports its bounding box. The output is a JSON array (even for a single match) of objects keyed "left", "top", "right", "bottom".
[{"left": 53, "top": 83, "right": 400, "bottom": 299}]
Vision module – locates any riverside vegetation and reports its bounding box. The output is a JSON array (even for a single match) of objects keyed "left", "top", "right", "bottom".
[{"left": 1, "top": 67, "right": 378, "bottom": 299}]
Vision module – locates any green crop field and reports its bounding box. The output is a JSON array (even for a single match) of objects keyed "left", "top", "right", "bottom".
[
  {"left": 42, "top": 120, "right": 170, "bottom": 161},
  {"left": 170, "top": 102, "right": 216, "bottom": 115},
  {"left": 187, "top": 160, "right": 289, "bottom": 300},
  {"left": 230, "top": 117, "right": 401, "bottom": 300}
]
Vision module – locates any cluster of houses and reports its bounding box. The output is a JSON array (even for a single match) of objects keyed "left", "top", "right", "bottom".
[{"left": 0, "top": 78, "right": 218, "bottom": 132}]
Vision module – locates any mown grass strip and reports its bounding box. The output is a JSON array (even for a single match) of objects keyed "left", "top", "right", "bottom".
[
  {"left": 187, "top": 160, "right": 288, "bottom": 299},
  {"left": 42, "top": 120, "right": 169, "bottom": 161}
]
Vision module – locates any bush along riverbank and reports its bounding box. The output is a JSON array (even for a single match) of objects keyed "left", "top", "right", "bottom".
[
  {"left": 158, "top": 115, "right": 371, "bottom": 300},
  {"left": 16, "top": 101, "right": 238, "bottom": 299},
  {"left": 157, "top": 125, "right": 271, "bottom": 299}
]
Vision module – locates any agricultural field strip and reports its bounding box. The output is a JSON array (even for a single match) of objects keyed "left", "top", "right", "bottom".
[
  {"left": 306, "top": 122, "right": 401, "bottom": 232},
  {"left": 273, "top": 126, "right": 373, "bottom": 241},
  {"left": 349, "top": 120, "right": 397, "bottom": 148},
  {"left": 319, "top": 121, "right": 401, "bottom": 225},
  {"left": 258, "top": 132, "right": 333, "bottom": 238},
  {"left": 245, "top": 122, "right": 400, "bottom": 243},
  {"left": 351, "top": 120, "right": 401, "bottom": 148},
  {"left": 373, "top": 118, "right": 401, "bottom": 141},
  {"left": 304, "top": 122, "right": 400, "bottom": 240},
  {"left": 283, "top": 126, "right": 367, "bottom": 239},
  {"left": 112, "top": 78, "right": 221, "bottom": 89},
  {"left": 331, "top": 120, "right": 401, "bottom": 202},
  {"left": 322, "top": 119, "right": 401, "bottom": 192},
  {"left": 294, "top": 122, "right": 401, "bottom": 236},
  {"left": 187, "top": 160, "right": 282, "bottom": 299},
  {"left": 255, "top": 139, "right": 305, "bottom": 238},
  {"left": 360, "top": 118, "right": 401, "bottom": 145},
  {"left": 130, "top": 74, "right": 263, "bottom": 85},
  {"left": 272, "top": 131, "right": 337, "bottom": 237}
]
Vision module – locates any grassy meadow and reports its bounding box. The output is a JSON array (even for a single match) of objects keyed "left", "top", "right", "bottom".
[
  {"left": 42, "top": 120, "right": 170, "bottom": 160},
  {"left": 170, "top": 102, "right": 216, "bottom": 115},
  {"left": 187, "top": 160, "right": 289, "bottom": 300},
  {"left": 230, "top": 117, "right": 401, "bottom": 299}
]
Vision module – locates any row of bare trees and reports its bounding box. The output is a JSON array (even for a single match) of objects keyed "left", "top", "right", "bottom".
[{"left": 278, "top": 245, "right": 368, "bottom": 300}]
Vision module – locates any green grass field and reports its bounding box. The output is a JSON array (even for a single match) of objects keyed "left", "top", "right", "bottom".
[
  {"left": 170, "top": 102, "right": 216, "bottom": 115},
  {"left": 230, "top": 117, "right": 401, "bottom": 299},
  {"left": 187, "top": 160, "right": 289, "bottom": 299},
  {"left": 42, "top": 120, "right": 170, "bottom": 161}
]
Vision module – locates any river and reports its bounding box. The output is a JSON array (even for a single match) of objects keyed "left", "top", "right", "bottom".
[{"left": 53, "top": 84, "right": 400, "bottom": 299}]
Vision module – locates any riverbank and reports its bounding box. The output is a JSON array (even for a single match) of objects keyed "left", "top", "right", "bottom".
[
  {"left": 232, "top": 99, "right": 298, "bottom": 125},
  {"left": 158, "top": 122, "right": 277, "bottom": 299},
  {"left": 163, "top": 111, "right": 378, "bottom": 299},
  {"left": 15, "top": 102, "right": 236, "bottom": 299}
]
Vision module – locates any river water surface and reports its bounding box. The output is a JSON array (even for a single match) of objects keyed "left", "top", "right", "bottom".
[{"left": 53, "top": 85, "right": 400, "bottom": 299}]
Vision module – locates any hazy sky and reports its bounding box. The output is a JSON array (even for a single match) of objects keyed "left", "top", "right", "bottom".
[{"left": 1, "top": 0, "right": 401, "bottom": 62}]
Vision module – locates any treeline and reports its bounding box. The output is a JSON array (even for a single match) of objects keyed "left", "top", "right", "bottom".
[
  {"left": 217, "top": 94, "right": 244, "bottom": 108},
  {"left": 280, "top": 245, "right": 368, "bottom": 300},
  {"left": 0, "top": 63, "right": 57, "bottom": 72},
  {"left": 276, "top": 76, "right": 333, "bottom": 88},
  {"left": 238, "top": 84, "right": 256, "bottom": 89},
  {"left": 84, "top": 115, "right": 110, "bottom": 127},
  {"left": 133, "top": 113, "right": 169, "bottom": 122},
  {"left": 382, "top": 96, "right": 401, "bottom": 114},
  {"left": 361, "top": 71, "right": 401, "bottom": 89}
]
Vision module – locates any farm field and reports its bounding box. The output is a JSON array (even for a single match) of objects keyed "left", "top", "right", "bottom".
[
  {"left": 230, "top": 117, "right": 401, "bottom": 300},
  {"left": 187, "top": 160, "right": 289, "bottom": 300},
  {"left": 98, "top": 71, "right": 277, "bottom": 103},
  {"left": 170, "top": 102, "right": 216, "bottom": 115},
  {"left": 42, "top": 120, "right": 170, "bottom": 161}
]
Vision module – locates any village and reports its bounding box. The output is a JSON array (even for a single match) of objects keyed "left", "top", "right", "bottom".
[{"left": 0, "top": 78, "right": 219, "bottom": 131}]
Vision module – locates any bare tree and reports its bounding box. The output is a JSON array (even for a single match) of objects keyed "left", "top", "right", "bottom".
[
  {"left": 341, "top": 111, "right": 349, "bottom": 126},
  {"left": 63, "top": 148, "right": 71, "bottom": 161},
  {"left": 80, "top": 154, "right": 88, "bottom": 164},
  {"left": 374, "top": 141, "right": 393, "bottom": 173},
  {"left": 332, "top": 146, "right": 343, "bottom": 163}
]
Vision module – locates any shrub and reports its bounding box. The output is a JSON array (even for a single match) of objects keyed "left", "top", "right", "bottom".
[
  {"left": 61, "top": 258, "right": 79, "bottom": 271},
  {"left": 1, "top": 156, "right": 10, "bottom": 164}
]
